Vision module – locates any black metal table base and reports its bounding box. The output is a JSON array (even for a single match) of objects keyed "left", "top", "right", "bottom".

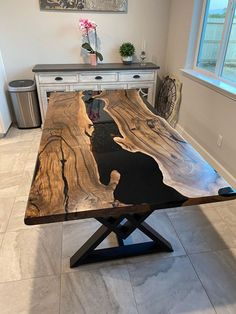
[{"left": 70, "top": 212, "right": 173, "bottom": 268}]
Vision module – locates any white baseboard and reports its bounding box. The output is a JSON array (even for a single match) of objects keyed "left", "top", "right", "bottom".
[{"left": 176, "top": 124, "right": 236, "bottom": 189}]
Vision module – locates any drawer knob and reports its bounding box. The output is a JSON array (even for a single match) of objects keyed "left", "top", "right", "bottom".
[
  {"left": 55, "top": 77, "right": 63, "bottom": 81},
  {"left": 133, "top": 75, "right": 141, "bottom": 79},
  {"left": 95, "top": 76, "right": 103, "bottom": 80}
]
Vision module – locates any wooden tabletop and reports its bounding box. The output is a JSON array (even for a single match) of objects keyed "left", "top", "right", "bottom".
[
  {"left": 32, "top": 62, "right": 160, "bottom": 73},
  {"left": 25, "top": 90, "right": 236, "bottom": 225}
]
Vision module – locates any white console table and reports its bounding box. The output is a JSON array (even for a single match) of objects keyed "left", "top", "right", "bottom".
[{"left": 33, "top": 63, "right": 160, "bottom": 122}]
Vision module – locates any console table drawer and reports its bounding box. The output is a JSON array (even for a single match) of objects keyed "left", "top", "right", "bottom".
[
  {"left": 39, "top": 74, "right": 78, "bottom": 84},
  {"left": 119, "top": 71, "right": 155, "bottom": 82},
  {"left": 99, "top": 83, "right": 127, "bottom": 90},
  {"left": 79, "top": 72, "right": 117, "bottom": 83},
  {"left": 33, "top": 63, "right": 159, "bottom": 123}
]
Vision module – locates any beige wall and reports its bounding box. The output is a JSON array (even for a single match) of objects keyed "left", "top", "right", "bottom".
[
  {"left": 166, "top": 0, "right": 236, "bottom": 181},
  {"left": 0, "top": 0, "right": 170, "bottom": 81}
]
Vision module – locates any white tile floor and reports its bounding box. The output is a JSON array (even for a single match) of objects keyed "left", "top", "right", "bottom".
[{"left": 0, "top": 127, "right": 236, "bottom": 314}]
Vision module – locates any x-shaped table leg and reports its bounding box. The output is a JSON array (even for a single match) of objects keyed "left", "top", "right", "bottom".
[{"left": 70, "top": 211, "right": 173, "bottom": 268}]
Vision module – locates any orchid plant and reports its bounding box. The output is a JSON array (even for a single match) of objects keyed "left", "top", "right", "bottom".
[{"left": 78, "top": 18, "right": 103, "bottom": 61}]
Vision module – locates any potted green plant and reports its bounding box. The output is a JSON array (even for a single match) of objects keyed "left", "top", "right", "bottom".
[{"left": 119, "top": 42, "right": 135, "bottom": 65}]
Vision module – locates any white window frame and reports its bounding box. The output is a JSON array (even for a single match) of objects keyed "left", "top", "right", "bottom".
[{"left": 193, "top": 0, "right": 236, "bottom": 87}]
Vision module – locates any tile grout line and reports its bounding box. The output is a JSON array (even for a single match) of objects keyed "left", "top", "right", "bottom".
[
  {"left": 1, "top": 197, "right": 16, "bottom": 235},
  {"left": 1, "top": 135, "right": 35, "bottom": 234},
  {"left": 59, "top": 275, "right": 63, "bottom": 314},
  {"left": 186, "top": 247, "right": 236, "bottom": 257},
  {"left": 0, "top": 233, "right": 5, "bottom": 251},
  {"left": 126, "top": 263, "right": 140, "bottom": 314},
  {"left": 165, "top": 209, "right": 229, "bottom": 256},
  {"left": 166, "top": 209, "right": 222, "bottom": 313},
  {"left": 0, "top": 128, "right": 63, "bottom": 288},
  {"left": 187, "top": 254, "right": 218, "bottom": 314},
  {"left": 167, "top": 207, "right": 236, "bottom": 254},
  {"left": 215, "top": 206, "right": 236, "bottom": 239},
  {"left": 109, "top": 212, "right": 192, "bottom": 314},
  {"left": 0, "top": 273, "right": 60, "bottom": 286},
  {"left": 165, "top": 210, "right": 188, "bottom": 255},
  {"left": 59, "top": 223, "right": 63, "bottom": 314}
]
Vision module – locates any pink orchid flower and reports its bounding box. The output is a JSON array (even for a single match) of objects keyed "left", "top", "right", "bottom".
[
  {"left": 77, "top": 18, "right": 103, "bottom": 62},
  {"left": 79, "top": 18, "right": 97, "bottom": 33}
]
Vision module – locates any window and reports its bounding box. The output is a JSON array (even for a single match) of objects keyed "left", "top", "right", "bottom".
[{"left": 195, "top": 0, "right": 236, "bottom": 85}]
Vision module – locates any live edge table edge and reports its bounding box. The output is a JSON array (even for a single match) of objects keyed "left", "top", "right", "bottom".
[{"left": 24, "top": 90, "right": 236, "bottom": 267}]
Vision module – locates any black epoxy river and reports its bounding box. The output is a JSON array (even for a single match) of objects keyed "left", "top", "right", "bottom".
[{"left": 85, "top": 94, "right": 186, "bottom": 205}]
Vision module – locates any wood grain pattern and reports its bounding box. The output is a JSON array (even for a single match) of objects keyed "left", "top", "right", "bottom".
[
  {"left": 25, "top": 90, "right": 235, "bottom": 225},
  {"left": 26, "top": 92, "right": 122, "bottom": 224},
  {"left": 96, "top": 90, "right": 228, "bottom": 198}
]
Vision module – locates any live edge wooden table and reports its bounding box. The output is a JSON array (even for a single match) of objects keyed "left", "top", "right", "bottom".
[{"left": 24, "top": 90, "right": 236, "bottom": 268}]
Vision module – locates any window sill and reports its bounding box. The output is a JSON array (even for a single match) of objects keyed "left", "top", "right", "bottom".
[{"left": 181, "top": 69, "right": 236, "bottom": 101}]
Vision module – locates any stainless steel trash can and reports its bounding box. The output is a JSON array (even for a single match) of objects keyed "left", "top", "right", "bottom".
[{"left": 8, "top": 79, "right": 41, "bottom": 128}]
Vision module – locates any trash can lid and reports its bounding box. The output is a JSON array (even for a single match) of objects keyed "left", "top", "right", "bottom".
[{"left": 8, "top": 80, "right": 36, "bottom": 92}]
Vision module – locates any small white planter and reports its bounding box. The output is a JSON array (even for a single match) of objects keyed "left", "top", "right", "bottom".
[{"left": 122, "top": 56, "right": 133, "bottom": 65}]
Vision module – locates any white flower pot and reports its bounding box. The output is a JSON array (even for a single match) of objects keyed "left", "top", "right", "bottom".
[{"left": 122, "top": 56, "right": 133, "bottom": 65}]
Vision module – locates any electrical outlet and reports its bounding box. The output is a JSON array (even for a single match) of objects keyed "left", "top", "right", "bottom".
[{"left": 217, "top": 134, "right": 223, "bottom": 147}]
